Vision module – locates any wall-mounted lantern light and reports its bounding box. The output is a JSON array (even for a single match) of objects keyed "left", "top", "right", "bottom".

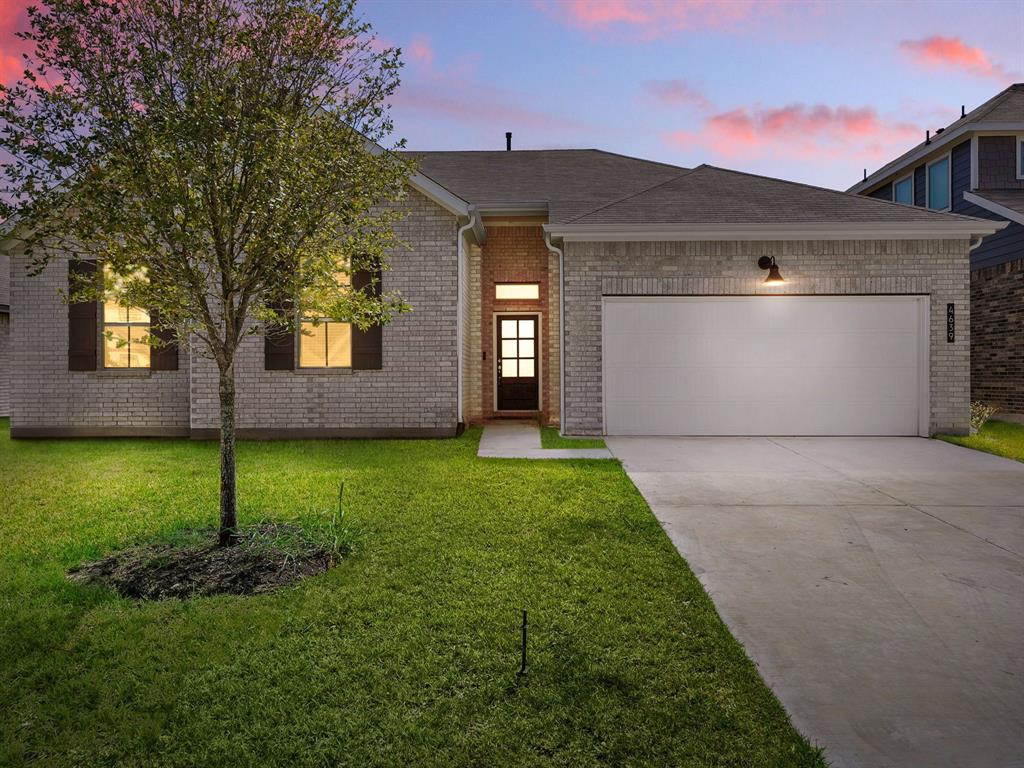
[{"left": 757, "top": 256, "right": 785, "bottom": 285}]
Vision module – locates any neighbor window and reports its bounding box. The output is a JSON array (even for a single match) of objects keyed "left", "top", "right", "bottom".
[
  {"left": 893, "top": 175, "right": 913, "bottom": 205},
  {"left": 495, "top": 283, "right": 539, "bottom": 300},
  {"left": 927, "top": 155, "right": 950, "bottom": 210},
  {"left": 102, "top": 264, "right": 150, "bottom": 368},
  {"left": 299, "top": 271, "right": 352, "bottom": 368}
]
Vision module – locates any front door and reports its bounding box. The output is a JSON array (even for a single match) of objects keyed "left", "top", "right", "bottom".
[{"left": 496, "top": 315, "right": 539, "bottom": 411}]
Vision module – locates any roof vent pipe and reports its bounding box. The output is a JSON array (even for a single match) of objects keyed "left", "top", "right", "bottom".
[
  {"left": 961, "top": 105, "right": 966, "bottom": 118},
  {"left": 925, "top": 129, "right": 931, "bottom": 145},
  {"left": 863, "top": 168, "right": 867, "bottom": 181},
  {"left": 506, "top": 131, "right": 512, "bottom": 151}
]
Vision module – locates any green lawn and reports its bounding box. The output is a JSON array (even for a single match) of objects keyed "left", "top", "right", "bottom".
[
  {"left": 540, "top": 426, "right": 606, "bottom": 450},
  {"left": 939, "top": 419, "right": 1024, "bottom": 463},
  {"left": 0, "top": 417, "right": 823, "bottom": 767}
]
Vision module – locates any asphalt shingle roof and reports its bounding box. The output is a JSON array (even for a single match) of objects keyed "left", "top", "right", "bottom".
[
  {"left": 409, "top": 149, "right": 686, "bottom": 224},
  {"left": 563, "top": 165, "right": 989, "bottom": 226}
]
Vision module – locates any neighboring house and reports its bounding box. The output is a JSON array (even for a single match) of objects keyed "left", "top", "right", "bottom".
[
  {"left": 849, "top": 83, "right": 1024, "bottom": 416},
  {"left": 0, "top": 248, "right": 8, "bottom": 417},
  {"left": 3, "top": 149, "right": 1004, "bottom": 439}
]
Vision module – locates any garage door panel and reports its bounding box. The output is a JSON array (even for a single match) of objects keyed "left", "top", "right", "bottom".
[{"left": 603, "top": 297, "right": 925, "bottom": 436}]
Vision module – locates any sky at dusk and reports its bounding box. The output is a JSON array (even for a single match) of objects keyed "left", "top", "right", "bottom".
[{"left": 2, "top": 0, "right": 1023, "bottom": 190}]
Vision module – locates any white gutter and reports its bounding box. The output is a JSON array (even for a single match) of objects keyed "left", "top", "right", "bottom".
[
  {"left": 543, "top": 220, "right": 1006, "bottom": 242},
  {"left": 456, "top": 208, "right": 481, "bottom": 427},
  {"left": 543, "top": 231, "right": 565, "bottom": 436}
]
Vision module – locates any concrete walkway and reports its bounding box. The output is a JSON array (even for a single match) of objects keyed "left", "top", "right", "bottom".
[
  {"left": 607, "top": 436, "right": 1024, "bottom": 768},
  {"left": 477, "top": 420, "right": 613, "bottom": 459}
]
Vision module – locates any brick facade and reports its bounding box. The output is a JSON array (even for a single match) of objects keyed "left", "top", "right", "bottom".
[
  {"left": 562, "top": 239, "right": 972, "bottom": 436},
  {"left": 188, "top": 188, "right": 460, "bottom": 437},
  {"left": 476, "top": 222, "right": 557, "bottom": 425},
  {"left": 971, "top": 257, "right": 1024, "bottom": 414}
]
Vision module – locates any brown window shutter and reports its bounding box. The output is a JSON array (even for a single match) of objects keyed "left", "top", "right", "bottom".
[
  {"left": 68, "top": 260, "right": 97, "bottom": 371},
  {"left": 264, "top": 302, "right": 295, "bottom": 370},
  {"left": 351, "top": 264, "right": 382, "bottom": 370},
  {"left": 149, "top": 309, "right": 179, "bottom": 370}
]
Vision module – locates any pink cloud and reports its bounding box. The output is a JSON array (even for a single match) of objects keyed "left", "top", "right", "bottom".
[
  {"left": 535, "top": 0, "right": 773, "bottom": 40},
  {"left": 0, "top": 0, "right": 33, "bottom": 87},
  {"left": 645, "top": 79, "right": 711, "bottom": 110},
  {"left": 664, "top": 102, "right": 919, "bottom": 162},
  {"left": 899, "top": 36, "right": 1016, "bottom": 80},
  {"left": 406, "top": 36, "right": 434, "bottom": 66}
]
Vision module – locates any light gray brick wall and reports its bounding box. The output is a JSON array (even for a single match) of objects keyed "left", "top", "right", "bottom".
[
  {"left": 0, "top": 312, "right": 9, "bottom": 417},
  {"left": 562, "top": 238, "right": 971, "bottom": 436},
  {"left": 189, "top": 188, "right": 460, "bottom": 433},
  {"left": 9, "top": 245, "right": 191, "bottom": 434}
]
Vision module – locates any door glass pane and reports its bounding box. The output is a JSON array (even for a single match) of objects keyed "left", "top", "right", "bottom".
[
  {"left": 502, "top": 359, "right": 518, "bottom": 377},
  {"left": 129, "top": 325, "right": 151, "bottom": 368},
  {"left": 299, "top": 322, "right": 327, "bottom": 367},
  {"left": 104, "top": 326, "right": 130, "bottom": 368},
  {"left": 501, "top": 319, "right": 518, "bottom": 338},
  {"left": 518, "top": 339, "right": 534, "bottom": 358},
  {"left": 519, "top": 359, "right": 534, "bottom": 378},
  {"left": 501, "top": 339, "right": 517, "bottom": 357},
  {"left": 326, "top": 322, "right": 352, "bottom": 367},
  {"left": 518, "top": 320, "right": 534, "bottom": 338}
]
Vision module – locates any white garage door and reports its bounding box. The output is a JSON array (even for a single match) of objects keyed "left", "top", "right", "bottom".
[{"left": 603, "top": 296, "right": 928, "bottom": 436}]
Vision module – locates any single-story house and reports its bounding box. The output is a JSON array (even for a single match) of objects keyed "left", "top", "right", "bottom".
[
  {"left": 3, "top": 149, "right": 1005, "bottom": 438},
  {"left": 849, "top": 82, "right": 1024, "bottom": 416}
]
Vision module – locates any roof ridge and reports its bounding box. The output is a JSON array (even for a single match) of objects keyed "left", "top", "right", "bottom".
[
  {"left": 562, "top": 166, "right": 701, "bottom": 224},
  {"left": 703, "top": 164, "right": 987, "bottom": 223}
]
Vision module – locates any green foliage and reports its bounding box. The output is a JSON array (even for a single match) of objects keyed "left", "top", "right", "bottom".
[
  {"left": 939, "top": 419, "right": 1024, "bottom": 464},
  {"left": 540, "top": 426, "right": 606, "bottom": 449},
  {"left": 0, "top": 0, "right": 413, "bottom": 362},
  {"left": 0, "top": 419, "right": 825, "bottom": 766},
  {"left": 969, "top": 401, "right": 1000, "bottom": 433}
]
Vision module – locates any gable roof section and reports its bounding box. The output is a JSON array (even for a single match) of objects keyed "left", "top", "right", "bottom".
[
  {"left": 408, "top": 149, "right": 687, "bottom": 223},
  {"left": 848, "top": 83, "right": 1024, "bottom": 194},
  {"left": 546, "top": 164, "right": 1006, "bottom": 240},
  {"left": 964, "top": 190, "right": 1024, "bottom": 226}
]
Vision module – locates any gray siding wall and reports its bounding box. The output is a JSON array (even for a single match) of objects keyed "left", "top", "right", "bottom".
[
  {"left": 977, "top": 136, "right": 1024, "bottom": 190},
  {"left": 188, "top": 188, "right": 460, "bottom": 436},
  {"left": 951, "top": 140, "right": 971, "bottom": 212},
  {"left": 914, "top": 165, "right": 926, "bottom": 207},
  {"left": 562, "top": 239, "right": 971, "bottom": 436},
  {"left": 9, "top": 247, "right": 191, "bottom": 435},
  {"left": 868, "top": 182, "right": 893, "bottom": 201}
]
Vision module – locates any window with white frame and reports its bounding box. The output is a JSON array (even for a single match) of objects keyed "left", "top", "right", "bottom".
[
  {"left": 102, "top": 264, "right": 150, "bottom": 368},
  {"left": 926, "top": 155, "right": 950, "bottom": 211},
  {"left": 892, "top": 175, "right": 913, "bottom": 205}
]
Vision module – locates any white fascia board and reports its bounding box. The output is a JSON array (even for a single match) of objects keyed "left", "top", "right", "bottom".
[
  {"left": 407, "top": 172, "right": 470, "bottom": 218},
  {"left": 963, "top": 191, "right": 1024, "bottom": 226},
  {"left": 848, "top": 122, "right": 1024, "bottom": 195},
  {"left": 544, "top": 221, "right": 1007, "bottom": 242}
]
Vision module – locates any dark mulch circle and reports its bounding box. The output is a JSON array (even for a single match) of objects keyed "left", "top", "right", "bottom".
[{"left": 68, "top": 524, "right": 337, "bottom": 600}]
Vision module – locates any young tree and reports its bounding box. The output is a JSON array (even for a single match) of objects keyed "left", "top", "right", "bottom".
[{"left": 0, "top": 0, "right": 413, "bottom": 545}]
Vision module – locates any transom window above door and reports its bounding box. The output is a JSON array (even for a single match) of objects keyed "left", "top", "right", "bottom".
[{"left": 495, "top": 283, "right": 539, "bottom": 300}]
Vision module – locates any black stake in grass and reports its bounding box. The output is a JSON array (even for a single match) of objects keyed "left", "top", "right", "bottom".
[{"left": 517, "top": 610, "right": 528, "bottom": 677}]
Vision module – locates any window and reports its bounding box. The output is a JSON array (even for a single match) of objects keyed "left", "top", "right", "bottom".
[
  {"left": 495, "top": 283, "right": 539, "bottom": 300},
  {"left": 102, "top": 264, "right": 150, "bottom": 368},
  {"left": 298, "top": 270, "right": 352, "bottom": 368},
  {"left": 1017, "top": 136, "right": 1024, "bottom": 180},
  {"left": 926, "top": 155, "right": 950, "bottom": 211},
  {"left": 893, "top": 175, "right": 913, "bottom": 205}
]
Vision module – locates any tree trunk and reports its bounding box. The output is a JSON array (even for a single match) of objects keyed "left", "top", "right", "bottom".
[{"left": 218, "top": 364, "right": 238, "bottom": 546}]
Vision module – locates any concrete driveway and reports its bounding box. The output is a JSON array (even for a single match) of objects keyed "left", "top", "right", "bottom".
[{"left": 606, "top": 436, "right": 1024, "bottom": 768}]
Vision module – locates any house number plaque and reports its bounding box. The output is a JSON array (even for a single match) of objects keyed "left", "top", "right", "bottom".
[{"left": 946, "top": 303, "right": 955, "bottom": 343}]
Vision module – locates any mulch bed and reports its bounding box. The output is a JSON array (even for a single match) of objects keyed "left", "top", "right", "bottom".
[{"left": 68, "top": 524, "right": 335, "bottom": 600}]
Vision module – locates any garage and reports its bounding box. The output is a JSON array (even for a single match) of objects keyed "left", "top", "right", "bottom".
[{"left": 602, "top": 296, "right": 929, "bottom": 436}]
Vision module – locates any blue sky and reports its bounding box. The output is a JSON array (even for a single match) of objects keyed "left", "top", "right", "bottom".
[{"left": 360, "top": 0, "right": 1024, "bottom": 189}]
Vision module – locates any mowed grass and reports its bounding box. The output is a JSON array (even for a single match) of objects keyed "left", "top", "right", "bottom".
[
  {"left": 0, "top": 418, "right": 824, "bottom": 767},
  {"left": 540, "top": 426, "right": 606, "bottom": 450},
  {"left": 939, "top": 419, "right": 1024, "bottom": 463}
]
